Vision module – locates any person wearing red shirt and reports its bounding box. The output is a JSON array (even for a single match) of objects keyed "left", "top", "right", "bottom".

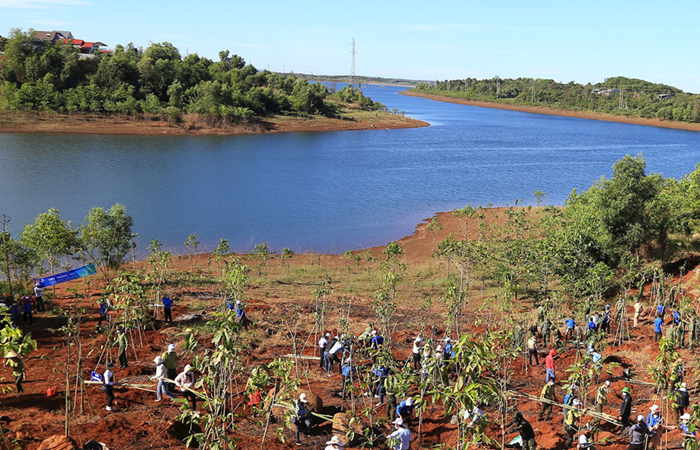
[{"left": 545, "top": 349, "right": 557, "bottom": 383}]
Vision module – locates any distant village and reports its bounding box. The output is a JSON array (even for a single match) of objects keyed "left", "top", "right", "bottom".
[{"left": 0, "top": 29, "right": 109, "bottom": 58}]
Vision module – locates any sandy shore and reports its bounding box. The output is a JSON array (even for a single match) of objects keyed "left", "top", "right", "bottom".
[
  {"left": 0, "top": 110, "right": 428, "bottom": 136},
  {"left": 402, "top": 90, "right": 700, "bottom": 132}
]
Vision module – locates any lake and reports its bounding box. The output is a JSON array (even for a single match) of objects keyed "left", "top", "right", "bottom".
[{"left": 1, "top": 85, "right": 700, "bottom": 254}]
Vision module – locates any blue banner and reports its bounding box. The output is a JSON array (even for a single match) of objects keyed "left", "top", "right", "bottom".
[{"left": 36, "top": 264, "right": 97, "bottom": 287}]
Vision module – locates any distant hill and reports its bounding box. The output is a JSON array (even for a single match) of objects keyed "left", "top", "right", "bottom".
[{"left": 280, "top": 74, "right": 430, "bottom": 86}]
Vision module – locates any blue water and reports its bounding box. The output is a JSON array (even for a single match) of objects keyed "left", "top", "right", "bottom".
[{"left": 1, "top": 85, "right": 700, "bottom": 254}]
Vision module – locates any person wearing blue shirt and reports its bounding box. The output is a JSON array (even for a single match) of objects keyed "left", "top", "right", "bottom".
[
  {"left": 397, "top": 397, "right": 414, "bottom": 424},
  {"left": 98, "top": 298, "right": 109, "bottom": 328},
  {"left": 341, "top": 357, "right": 355, "bottom": 400},
  {"left": 235, "top": 300, "right": 249, "bottom": 330},
  {"left": 586, "top": 316, "right": 597, "bottom": 341},
  {"left": 370, "top": 330, "right": 384, "bottom": 363},
  {"left": 654, "top": 315, "right": 664, "bottom": 342},
  {"left": 647, "top": 405, "right": 664, "bottom": 450},
  {"left": 565, "top": 319, "right": 575, "bottom": 341},
  {"left": 600, "top": 308, "right": 611, "bottom": 334},
  {"left": 679, "top": 413, "right": 696, "bottom": 450},
  {"left": 443, "top": 337, "right": 453, "bottom": 362},
  {"left": 657, "top": 304, "right": 666, "bottom": 318},
  {"left": 673, "top": 310, "right": 681, "bottom": 325},
  {"left": 162, "top": 295, "right": 173, "bottom": 322}
]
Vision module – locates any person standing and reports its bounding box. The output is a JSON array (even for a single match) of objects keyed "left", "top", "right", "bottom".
[
  {"left": 545, "top": 349, "right": 557, "bottom": 383},
  {"left": 150, "top": 355, "right": 175, "bottom": 402},
  {"left": 162, "top": 295, "right": 173, "bottom": 322},
  {"left": 327, "top": 337, "right": 345, "bottom": 375},
  {"left": 341, "top": 357, "right": 355, "bottom": 400},
  {"left": 412, "top": 337, "right": 423, "bottom": 371},
  {"left": 103, "top": 362, "right": 115, "bottom": 411},
  {"left": 679, "top": 413, "right": 697, "bottom": 450},
  {"left": 541, "top": 317, "right": 551, "bottom": 347},
  {"left": 538, "top": 380, "right": 556, "bottom": 421},
  {"left": 504, "top": 412, "right": 536, "bottom": 450},
  {"left": 387, "top": 417, "right": 412, "bottom": 450},
  {"left": 619, "top": 387, "right": 633, "bottom": 428},
  {"left": 527, "top": 335, "right": 539, "bottom": 366},
  {"left": 565, "top": 318, "right": 576, "bottom": 342},
  {"left": 4, "top": 350, "right": 25, "bottom": 395},
  {"left": 654, "top": 315, "right": 664, "bottom": 342},
  {"left": 564, "top": 399, "right": 583, "bottom": 447},
  {"left": 647, "top": 405, "right": 664, "bottom": 450},
  {"left": 293, "top": 393, "right": 312, "bottom": 446},
  {"left": 33, "top": 281, "right": 45, "bottom": 312},
  {"left": 162, "top": 344, "right": 178, "bottom": 391},
  {"left": 633, "top": 300, "right": 643, "bottom": 328},
  {"left": 384, "top": 371, "right": 398, "bottom": 421},
  {"left": 115, "top": 329, "right": 129, "bottom": 368},
  {"left": 628, "top": 415, "right": 649, "bottom": 450},
  {"left": 21, "top": 295, "right": 33, "bottom": 325},
  {"left": 318, "top": 333, "right": 329, "bottom": 369},
  {"left": 175, "top": 364, "right": 197, "bottom": 410},
  {"left": 673, "top": 382, "right": 690, "bottom": 424},
  {"left": 595, "top": 380, "right": 610, "bottom": 415},
  {"left": 97, "top": 298, "right": 109, "bottom": 328}
]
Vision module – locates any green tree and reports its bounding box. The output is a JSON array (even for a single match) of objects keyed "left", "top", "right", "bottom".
[
  {"left": 185, "top": 234, "right": 201, "bottom": 269},
  {"left": 79, "top": 203, "right": 136, "bottom": 280},
  {"left": 20, "top": 208, "right": 77, "bottom": 276}
]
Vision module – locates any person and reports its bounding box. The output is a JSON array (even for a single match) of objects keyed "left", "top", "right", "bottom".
[
  {"left": 565, "top": 318, "right": 576, "bottom": 342},
  {"left": 371, "top": 330, "right": 384, "bottom": 351},
  {"left": 162, "top": 344, "right": 178, "bottom": 392},
  {"left": 324, "top": 436, "right": 344, "bottom": 450},
  {"left": 443, "top": 337, "right": 453, "bottom": 363},
  {"left": 327, "top": 337, "right": 345, "bottom": 375},
  {"left": 97, "top": 298, "right": 109, "bottom": 328},
  {"left": 592, "top": 352, "right": 604, "bottom": 383},
  {"left": 628, "top": 415, "right": 649, "bottom": 450},
  {"left": 587, "top": 316, "right": 598, "bottom": 339},
  {"left": 679, "top": 413, "right": 696, "bottom": 450},
  {"left": 563, "top": 385, "right": 579, "bottom": 425},
  {"left": 633, "top": 300, "right": 642, "bottom": 328},
  {"left": 162, "top": 295, "right": 173, "bottom": 322},
  {"left": 504, "top": 412, "right": 536, "bottom": 450},
  {"left": 4, "top": 294, "right": 18, "bottom": 324},
  {"left": 564, "top": 399, "right": 583, "bottom": 447},
  {"left": 647, "top": 405, "right": 664, "bottom": 450},
  {"left": 5, "top": 350, "right": 25, "bottom": 395},
  {"left": 387, "top": 417, "right": 412, "bottom": 450},
  {"left": 115, "top": 328, "right": 128, "bottom": 368},
  {"left": 673, "top": 382, "right": 690, "bottom": 424},
  {"left": 103, "top": 362, "right": 115, "bottom": 411},
  {"left": 33, "top": 280, "right": 45, "bottom": 312},
  {"left": 595, "top": 380, "right": 610, "bottom": 417},
  {"left": 657, "top": 304, "right": 666, "bottom": 321},
  {"left": 318, "top": 333, "right": 329, "bottom": 369},
  {"left": 150, "top": 355, "right": 175, "bottom": 402},
  {"left": 600, "top": 306, "right": 611, "bottom": 334},
  {"left": 538, "top": 380, "right": 557, "bottom": 421},
  {"left": 619, "top": 387, "right": 633, "bottom": 428},
  {"left": 673, "top": 358, "right": 686, "bottom": 385},
  {"left": 396, "top": 397, "right": 414, "bottom": 424},
  {"left": 578, "top": 434, "right": 595, "bottom": 450},
  {"left": 234, "top": 300, "right": 249, "bottom": 330},
  {"left": 175, "top": 364, "right": 197, "bottom": 410},
  {"left": 541, "top": 317, "right": 551, "bottom": 347},
  {"left": 341, "top": 357, "right": 355, "bottom": 400},
  {"left": 527, "top": 335, "right": 539, "bottom": 366},
  {"left": 371, "top": 364, "right": 387, "bottom": 404},
  {"left": 654, "top": 314, "right": 664, "bottom": 342},
  {"left": 545, "top": 349, "right": 557, "bottom": 383},
  {"left": 21, "top": 295, "right": 32, "bottom": 325},
  {"left": 412, "top": 337, "right": 423, "bottom": 371},
  {"left": 384, "top": 370, "right": 398, "bottom": 421},
  {"left": 293, "top": 393, "right": 312, "bottom": 446}
]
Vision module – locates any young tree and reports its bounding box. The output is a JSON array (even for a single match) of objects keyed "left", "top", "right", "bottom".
[
  {"left": 20, "top": 208, "right": 77, "bottom": 276},
  {"left": 184, "top": 234, "right": 200, "bottom": 270},
  {"left": 213, "top": 238, "right": 231, "bottom": 275},
  {"left": 79, "top": 203, "right": 136, "bottom": 281}
]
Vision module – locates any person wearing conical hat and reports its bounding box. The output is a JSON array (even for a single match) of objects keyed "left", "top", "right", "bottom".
[{"left": 4, "top": 350, "right": 25, "bottom": 395}]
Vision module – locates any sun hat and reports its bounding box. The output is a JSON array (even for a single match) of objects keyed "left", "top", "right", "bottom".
[
  {"left": 637, "top": 415, "right": 645, "bottom": 422},
  {"left": 406, "top": 397, "right": 413, "bottom": 406},
  {"left": 371, "top": 330, "right": 377, "bottom": 335},
  {"left": 184, "top": 364, "right": 192, "bottom": 372},
  {"left": 393, "top": 417, "right": 404, "bottom": 426},
  {"left": 681, "top": 413, "right": 691, "bottom": 421},
  {"left": 445, "top": 337, "right": 451, "bottom": 342},
  {"left": 299, "top": 393, "right": 308, "bottom": 403},
  {"left": 578, "top": 435, "right": 588, "bottom": 445},
  {"left": 326, "top": 436, "right": 343, "bottom": 446},
  {"left": 153, "top": 356, "right": 163, "bottom": 364},
  {"left": 168, "top": 344, "right": 175, "bottom": 352},
  {"left": 572, "top": 399, "right": 581, "bottom": 406},
  {"left": 415, "top": 337, "right": 422, "bottom": 342},
  {"left": 4, "top": 350, "right": 19, "bottom": 358},
  {"left": 650, "top": 405, "right": 659, "bottom": 412},
  {"left": 605, "top": 380, "right": 610, "bottom": 386}
]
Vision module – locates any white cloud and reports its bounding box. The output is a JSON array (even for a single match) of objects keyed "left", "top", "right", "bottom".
[{"left": 0, "top": 0, "right": 89, "bottom": 8}]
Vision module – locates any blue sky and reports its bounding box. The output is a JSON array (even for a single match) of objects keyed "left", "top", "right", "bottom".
[{"left": 1, "top": 0, "right": 699, "bottom": 92}]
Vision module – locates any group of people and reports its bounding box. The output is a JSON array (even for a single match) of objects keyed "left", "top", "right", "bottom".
[{"left": 1, "top": 280, "right": 47, "bottom": 326}]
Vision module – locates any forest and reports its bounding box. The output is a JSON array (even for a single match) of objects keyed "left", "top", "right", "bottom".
[
  {"left": 414, "top": 76, "right": 700, "bottom": 123},
  {"left": 0, "top": 28, "right": 385, "bottom": 126}
]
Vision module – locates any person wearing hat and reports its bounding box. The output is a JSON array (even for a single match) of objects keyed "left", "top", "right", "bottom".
[
  {"left": 443, "top": 337, "right": 453, "bottom": 363},
  {"left": 628, "top": 415, "right": 650, "bottom": 450},
  {"left": 293, "top": 393, "right": 312, "bottom": 446},
  {"left": 396, "top": 397, "right": 414, "bottom": 426},
  {"left": 21, "top": 295, "right": 33, "bottom": 325},
  {"left": 4, "top": 350, "right": 25, "bottom": 395},
  {"left": 150, "top": 355, "right": 175, "bottom": 402},
  {"left": 564, "top": 399, "right": 584, "bottom": 447},
  {"left": 234, "top": 300, "right": 249, "bottom": 330},
  {"left": 387, "top": 417, "right": 412, "bottom": 450},
  {"left": 162, "top": 295, "right": 173, "bottom": 322},
  {"left": 175, "top": 364, "right": 197, "bottom": 410},
  {"left": 679, "top": 413, "right": 696, "bottom": 450},
  {"left": 537, "top": 380, "right": 557, "bottom": 421},
  {"left": 619, "top": 387, "right": 633, "bottom": 428},
  {"left": 673, "top": 382, "right": 690, "bottom": 424},
  {"left": 412, "top": 337, "right": 423, "bottom": 371},
  {"left": 593, "top": 380, "right": 610, "bottom": 426},
  {"left": 318, "top": 333, "right": 329, "bottom": 369},
  {"left": 647, "top": 405, "right": 665, "bottom": 450},
  {"left": 161, "top": 344, "right": 178, "bottom": 391},
  {"left": 326, "top": 337, "right": 345, "bottom": 375},
  {"left": 562, "top": 385, "right": 579, "bottom": 425},
  {"left": 115, "top": 328, "right": 129, "bottom": 368},
  {"left": 97, "top": 298, "right": 109, "bottom": 328},
  {"left": 504, "top": 412, "right": 536, "bottom": 450},
  {"left": 324, "top": 435, "right": 344, "bottom": 450},
  {"left": 526, "top": 335, "right": 539, "bottom": 366},
  {"left": 33, "top": 280, "right": 45, "bottom": 312},
  {"left": 103, "top": 362, "right": 115, "bottom": 411},
  {"left": 341, "top": 357, "right": 355, "bottom": 400},
  {"left": 633, "top": 299, "right": 643, "bottom": 328}
]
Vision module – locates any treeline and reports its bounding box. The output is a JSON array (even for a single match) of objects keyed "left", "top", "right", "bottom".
[
  {"left": 414, "top": 76, "right": 700, "bottom": 123},
  {"left": 435, "top": 155, "right": 700, "bottom": 302},
  {"left": 0, "top": 29, "right": 385, "bottom": 125}
]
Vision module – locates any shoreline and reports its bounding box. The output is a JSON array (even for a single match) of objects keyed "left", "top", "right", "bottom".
[
  {"left": 401, "top": 90, "right": 700, "bottom": 132},
  {"left": 0, "top": 110, "right": 428, "bottom": 136}
]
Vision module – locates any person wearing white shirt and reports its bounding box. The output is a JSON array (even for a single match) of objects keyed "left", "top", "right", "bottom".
[
  {"left": 103, "top": 363, "right": 115, "bottom": 411},
  {"left": 150, "top": 355, "right": 175, "bottom": 402},
  {"left": 387, "top": 417, "right": 412, "bottom": 450},
  {"left": 175, "top": 364, "right": 197, "bottom": 410},
  {"left": 318, "top": 333, "right": 329, "bottom": 369}
]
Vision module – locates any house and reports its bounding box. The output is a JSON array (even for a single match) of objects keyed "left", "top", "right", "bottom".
[
  {"left": 33, "top": 30, "right": 73, "bottom": 43},
  {"left": 61, "top": 38, "right": 108, "bottom": 54},
  {"left": 657, "top": 93, "right": 675, "bottom": 100}
]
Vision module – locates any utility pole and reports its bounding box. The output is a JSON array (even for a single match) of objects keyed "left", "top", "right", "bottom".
[
  {"left": 1, "top": 214, "right": 13, "bottom": 298},
  {"left": 350, "top": 38, "right": 357, "bottom": 90}
]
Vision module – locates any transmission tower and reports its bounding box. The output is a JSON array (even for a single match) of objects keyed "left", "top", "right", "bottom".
[{"left": 350, "top": 38, "right": 357, "bottom": 90}]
